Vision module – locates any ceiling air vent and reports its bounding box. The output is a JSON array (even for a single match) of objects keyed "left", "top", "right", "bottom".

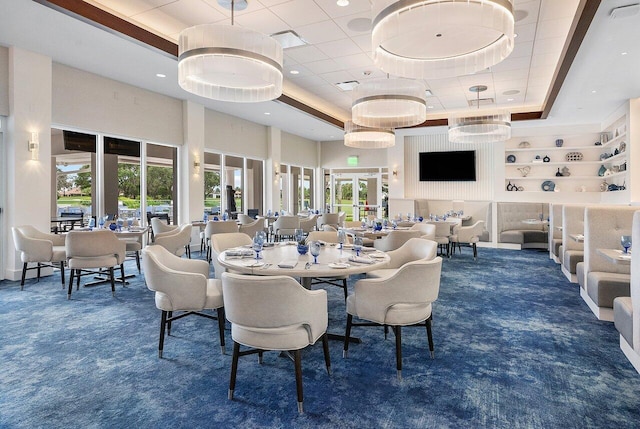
[
  {"left": 336, "top": 81, "right": 359, "bottom": 91},
  {"left": 610, "top": 4, "right": 640, "bottom": 19},
  {"left": 270, "top": 30, "right": 307, "bottom": 49},
  {"left": 468, "top": 97, "right": 495, "bottom": 108}
]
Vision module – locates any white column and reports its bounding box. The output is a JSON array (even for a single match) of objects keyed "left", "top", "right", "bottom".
[
  {"left": 267, "top": 127, "right": 281, "bottom": 212},
  {"left": 181, "top": 100, "right": 204, "bottom": 246},
  {"left": 4, "top": 47, "right": 52, "bottom": 281}
]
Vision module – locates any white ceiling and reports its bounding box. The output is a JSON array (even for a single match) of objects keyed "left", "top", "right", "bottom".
[{"left": 1, "top": 0, "right": 639, "bottom": 140}]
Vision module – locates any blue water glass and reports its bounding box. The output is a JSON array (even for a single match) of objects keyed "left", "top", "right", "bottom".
[
  {"left": 222, "top": 212, "right": 228, "bottom": 221},
  {"left": 253, "top": 237, "right": 263, "bottom": 259},
  {"left": 294, "top": 228, "right": 304, "bottom": 244},
  {"left": 98, "top": 217, "right": 105, "bottom": 229},
  {"left": 353, "top": 237, "right": 363, "bottom": 257},
  {"left": 337, "top": 229, "right": 346, "bottom": 250},
  {"left": 204, "top": 213, "right": 209, "bottom": 222},
  {"left": 310, "top": 241, "right": 321, "bottom": 264},
  {"left": 297, "top": 243, "right": 309, "bottom": 255},
  {"left": 621, "top": 235, "right": 632, "bottom": 254},
  {"left": 88, "top": 218, "right": 95, "bottom": 230},
  {"left": 127, "top": 218, "right": 133, "bottom": 230}
]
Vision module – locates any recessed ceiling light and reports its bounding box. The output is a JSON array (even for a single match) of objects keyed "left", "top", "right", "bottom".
[
  {"left": 156, "top": 73, "right": 166, "bottom": 78},
  {"left": 264, "top": 112, "right": 271, "bottom": 115},
  {"left": 621, "top": 52, "right": 628, "bottom": 55},
  {"left": 337, "top": 0, "right": 349, "bottom": 6},
  {"left": 591, "top": 90, "right": 597, "bottom": 94},
  {"left": 514, "top": 33, "right": 518, "bottom": 38},
  {"left": 507, "top": 98, "right": 514, "bottom": 101},
  {"left": 290, "top": 70, "right": 300, "bottom": 75},
  {"left": 427, "top": 105, "right": 434, "bottom": 109}
]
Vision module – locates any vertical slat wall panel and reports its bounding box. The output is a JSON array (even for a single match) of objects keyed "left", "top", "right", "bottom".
[{"left": 404, "top": 134, "right": 495, "bottom": 200}]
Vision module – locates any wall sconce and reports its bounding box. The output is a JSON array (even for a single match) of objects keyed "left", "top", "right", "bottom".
[
  {"left": 392, "top": 169, "right": 398, "bottom": 177},
  {"left": 28, "top": 131, "right": 39, "bottom": 160},
  {"left": 193, "top": 159, "right": 200, "bottom": 174}
]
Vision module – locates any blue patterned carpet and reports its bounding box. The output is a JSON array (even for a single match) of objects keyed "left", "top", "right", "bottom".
[{"left": 1, "top": 248, "right": 639, "bottom": 428}]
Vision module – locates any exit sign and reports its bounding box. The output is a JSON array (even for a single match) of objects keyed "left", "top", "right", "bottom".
[{"left": 347, "top": 156, "right": 358, "bottom": 166}]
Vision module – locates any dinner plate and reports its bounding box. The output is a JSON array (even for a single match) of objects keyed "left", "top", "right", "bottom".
[{"left": 328, "top": 262, "right": 350, "bottom": 269}]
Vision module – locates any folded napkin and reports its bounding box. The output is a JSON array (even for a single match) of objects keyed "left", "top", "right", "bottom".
[
  {"left": 619, "top": 254, "right": 632, "bottom": 260},
  {"left": 278, "top": 260, "right": 299, "bottom": 269},
  {"left": 360, "top": 246, "right": 376, "bottom": 253},
  {"left": 349, "top": 256, "right": 375, "bottom": 264},
  {"left": 225, "top": 248, "right": 254, "bottom": 257}
]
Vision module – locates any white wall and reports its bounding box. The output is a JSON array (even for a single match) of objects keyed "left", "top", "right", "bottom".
[
  {"left": 52, "top": 64, "right": 183, "bottom": 145},
  {"left": 281, "top": 131, "right": 318, "bottom": 167},
  {"left": 0, "top": 46, "right": 8, "bottom": 116},
  {"left": 204, "top": 108, "right": 268, "bottom": 159},
  {"left": 320, "top": 139, "right": 388, "bottom": 168}
]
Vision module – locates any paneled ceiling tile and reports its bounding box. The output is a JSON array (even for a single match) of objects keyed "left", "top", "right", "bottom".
[
  {"left": 530, "top": 51, "right": 561, "bottom": 68},
  {"left": 295, "top": 20, "right": 348, "bottom": 44},
  {"left": 336, "top": 53, "right": 374, "bottom": 69},
  {"left": 347, "top": 67, "right": 386, "bottom": 81},
  {"left": 283, "top": 54, "right": 299, "bottom": 66},
  {"left": 314, "top": 0, "right": 372, "bottom": 18},
  {"left": 234, "top": 9, "right": 289, "bottom": 34},
  {"left": 494, "top": 78, "right": 528, "bottom": 91},
  {"left": 285, "top": 63, "right": 313, "bottom": 77},
  {"left": 91, "top": 0, "right": 175, "bottom": 17},
  {"left": 285, "top": 45, "right": 329, "bottom": 63},
  {"left": 439, "top": 96, "right": 472, "bottom": 110},
  {"left": 157, "top": 0, "right": 227, "bottom": 28},
  {"left": 130, "top": 8, "right": 188, "bottom": 36},
  {"left": 491, "top": 68, "right": 530, "bottom": 81},
  {"left": 490, "top": 55, "right": 531, "bottom": 72},
  {"left": 432, "top": 86, "right": 465, "bottom": 97},
  {"left": 456, "top": 74, "right": 494, "bottom": 89},
  {"left": 201, "top": 0, "right": 265, "bottom": 16},
  {"left": 257, "top": 0, "right": 291, "bottom": 6},
  {"left": 320, "top": 70, "right": 358, "bottom": 85},
  {"left": 510, "top": 41, "right": 534, "bottom": 59},
  {"left": 350, "top": 33, "right": 373, "bottom": 51},
  {"left": 270, "top": 0, "right": 330, "bottom": 27},
  {"left": 426, "top": 78, "right": 460, "bottom": 89},
  {"left": 311, "top": 83, "right": 344, "bottom": 96},
  {"left": 316, "top": 38, "right": 363, "bottom": 58},
  {"left": 536, "top": 17, "right": 573, "bottom": 40},
  {"left": 333, "top": 11, "right": 373, "bottom": 37},
  {"left": 304, "top": 58, "right": 343, "bottom": 74},
  {"left": 532, "top": 36, "right": 565, "bottom": 56},
  {"left": 291, "top": 74, "right": 331, "bottom": 88},
  {"left": 514, "top": 23, "right": 537, "bottom": 43},
  {"left": 539, "top": 0, "right": 580, "bottom": 21}
]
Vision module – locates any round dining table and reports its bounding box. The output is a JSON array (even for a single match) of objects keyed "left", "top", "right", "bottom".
[{"left": 218, "top": 242, "right": 390, "bottom": 288}]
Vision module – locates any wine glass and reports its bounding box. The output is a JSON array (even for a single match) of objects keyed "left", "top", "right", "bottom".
[
  {"left": 310, "top": 241, "right": 321, "bottom": 264},
  {"left": 116, "top": 218, "right": 124, "bottom": 232},
  {"left": 621, "top": 235, "right": 632, "bottom": 254},
  {"left": 337, "top": 229, "right": 346, "bottom": 250},
  {"left": 203, "top": 212, "right": 209, "bottom": 222},
  {"left": 98, "top": 216, "right": 105, "bottom": 229},
  {"left": 127, "top": 218, "right": 133, "bottom": 230},
  {"left": 253, "top": 234, "right": 264, "bottom": 260},
  {"left": 294, "top": 228, "right": 304, "bottom": 244},
  {"left": 88, "top": 217, "right": 96, "bottom": 230},
  {"left": 353, "top": 236, "right": 363, "bottom": 257}
]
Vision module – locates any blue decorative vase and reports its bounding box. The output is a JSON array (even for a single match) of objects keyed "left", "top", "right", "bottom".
[
  {"left": 109, "top": 223, "right": 117, "bottom": 231},
  {"left": 297, "top": 244, "right": 308, "bottom": 255},
  {"left": 555, "top": 139, "right": 564, "bottom": 147},
  {"left": 374, "top": 222, "right": 382, "bottom": 231},
  {"left": 418, "top": 216, "right": 424, "bottom": 222}
]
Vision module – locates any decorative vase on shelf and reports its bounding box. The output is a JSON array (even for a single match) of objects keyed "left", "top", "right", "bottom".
[
  {"left": 561, "top": 166, "right": 570, "bottom": 177},
  {"left": 555, "top": 168, "right": 563, "bottom": 177},
  {"left": 543, "top": 155, "right": 551, "bottom": 163},
  {"left": 555, "top": 139, "right": 564, "bottom": 147}
]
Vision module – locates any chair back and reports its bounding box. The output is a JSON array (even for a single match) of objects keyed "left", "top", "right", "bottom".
[
  {"left": 210, "top": 232, "right": 253, "bottom": 278},
  {"left": 385, "top": 237, "right": 437, "bottom": 268},
  {"left": 317, "top": 213, "right": 339, "bottom": 230},
  {"left": 205, "top": 220, "right": 239, "bottom": 238},
  {"left": 66, "top": 230, "right": 125, "bottom": 263},
  {"left": 222, "top": 272, "right": 327, "bottom": 341},
  {"left": 239, "top": 218, "right": 265, "bottom": 238},
  {"left": 306, "top": 231, "right": 351, "bottom": 245},
  {"left": 299, "top": 214, "right": 318, "bottom": 233},
  {"left": 141, "top": 245, "right": 208, "bottom": 311},
  {"left": 456, "top": 220, "right": 485, "bottom": 243},
  {"left": 429, "top": 222, "right": 451, "bottom": 238},
  {"left": 337, "top": 212, "right": 346, "bottom": 227},
  {"left": 273, "top": 216, "right": 300, "bottom": 237},
  {"left": 410, "top": 223, "right": 436, "bottom": 240},
  {"left": 237, "top": 214, "right": 254, "bottom": 225},
  {"left": 374, "top": 230, "right": 422, "bottom": 252},
  {"left": 151, "top": 217, "right": 177, "bottom": 235},
  {"left": 154, "top": 224, "right": 192, "bottom": 256}
]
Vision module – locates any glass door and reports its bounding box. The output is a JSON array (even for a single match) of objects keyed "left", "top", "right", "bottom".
[{"left": 331, "top": 172, "right": 382, "bottom": 222}]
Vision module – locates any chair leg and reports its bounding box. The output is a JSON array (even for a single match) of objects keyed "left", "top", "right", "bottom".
[
  {"left": 384, "top": 325, "right": 389, "bottom": 340},
  {"left": 343, "top": 314, "right": 353, "bottom": 358},
  {"left": 229, "top": 341, "right": 241, "bottom": 400},
  {"left": 473, "top": 243, "right": 477, "bottom": 260},
  {"left": 60, "top": 261, "right": 65, "bottom": 286},
  {"left": 158, "top": 310, "right": 167, "bottom": 358},
  {"left": 20, "top": 263, "right": 27, "bottom": 289},
  {"left": 67, "top": 269, "right": 74, "bottom": 299},
  {"left": 342, "top": 278, "right": 348, "bottom": 301},
  {"left": 322, "top": 333, "right": 331, "bottom": 376},
  {"left": 217, "top": 307, "right": 226, "bottom": 354},
  {"left": 426, "top": 315, "right": 434, "bottom": 359},
  {"left": 294, "top": 349, "right": 304, "bottom": 414},
  {"left": 394, "top": 325, "right": 402, "bottom": 381},
  {"left": 167, "top": 311, "right": 173, "bottom": 335},
  {"left": 76, "top": 268, "right": 81, "bottom": 290},
  {"left": 120, "top": 264, "right": 125, "bottom": 286},
  {"left": 135, "top": 251, "right": 141, "bottom": 273},
  {"left": 110, "top": 267, "right": 116, "bottom": 296},
  {"left": 37, "top": 263, "right": 41, "bottom": 282}
]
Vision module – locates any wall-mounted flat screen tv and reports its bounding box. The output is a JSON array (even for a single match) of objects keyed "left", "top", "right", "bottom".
[{"left": 419, "top": 150, "right": 476, "bottom": 181}]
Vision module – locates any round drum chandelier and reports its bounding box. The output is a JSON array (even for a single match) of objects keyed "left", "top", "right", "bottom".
[
  {"left": 352, "top": 77, "right": 427, "bottom": 128},
  {"left": 448, "top": 85, "right": 511, "bottom": 143},
  {"left": 178, "top": 1, "right": 283, "bottom": 103},
  {"left": 371, "top": 0, "right": 515, "bottom": 79},
  {"left": 344, "top": 121, "right": 395, "bottom": 149}
]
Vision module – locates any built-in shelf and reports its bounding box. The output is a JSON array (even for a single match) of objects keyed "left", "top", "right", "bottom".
[
  {"left": 507, "top": 161, "right": 603, "bottom": 167},
  {"left": 599, "top": 132, "right": 626, "bottom": 149},
  {"left": 506, "top": 145, "right": 602, "bottom": 152}
]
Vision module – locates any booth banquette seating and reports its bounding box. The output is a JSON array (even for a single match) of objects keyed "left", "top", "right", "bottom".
[
  {"left": 414, "top": 199, "right": 491, "bottom": 242},
  {"left": 549, "top": 203, "right": 563, "bottom": 263},
  {"left": 562, "top": 205, "right": 586, "bottom": 283},
  {"left": 614, "top": 210, "right": 640, "bottom": 373},
  {"left": 496, "top": 202, "right": 548, "bottom": 249},
  {"left": 580, "top": 206, "right": 635, "bottom": 321}
]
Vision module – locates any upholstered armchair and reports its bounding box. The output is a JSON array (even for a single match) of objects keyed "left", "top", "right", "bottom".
[
  {"left": 343, "top": 256, "right": 443, "bottom": 380},
  {"left": 299, "top": 214, "right": 318, "bottom": 234},
  {"left": 373, "top": 230, "right": 422, "bottom": 252},
  {"left": 210, "top": 232, "right": 253, "bottom": 279},
  {"left": 306, "top": 231, "right": 352, "bottom": 299},
  {"left": 367, "top": 237, "right": 438, "bottom": 279},
  {"left": 450, "top": 220, "right": 485, "bottom": 260},
  {"left": 65, "top": 230, "right": 126, "bottom": 299},
  {"left": 337, "top": 211, "right": 346, "bottom": 228},
  {"left": 221, "top": 272, "right": 330, "bottom": 414},
  {"left": 238, "top": 218, "right": 265, "bottom": 240},
  {"left": 410, "top": 223, "right": 436, "bottom": 240},
  {"left": 237, "top": 214, "right": 254, "bottom": 225},
  {"left": 12, "top": 225, "right": 66, "bottom": 289},
  {"left": 429, "top": 221, "right": 452, "bottom": 257},
  {"left": 272, "top": 215, "right": 300, "bottom": 241},
  {"left": 142, "top": 245, "right": 225, "bottom": 358},
  {"left": 204, "top": 220, "right": 239, "bottom": 262},
  {"left": 316, "top": 213, "right": 339, "bottom": 231},
  {"left": 150, "top": 216, "right": 178, "bottom": 242},
  {"left": 154, "top": 224, "right": 193, "bottom": 258}
]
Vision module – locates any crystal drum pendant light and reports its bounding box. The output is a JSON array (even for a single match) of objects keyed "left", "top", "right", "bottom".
[
  {"left": 448, "top": 85, "right": 511, "bottom": 144},
  {"left": 371, "top": 0, "right": 515, "bottom": 79},
  {"left": 344, "top": 121, "right": 395, "bottom": 149},
  {"left": 178, "top": 0, "right": 283, "bottom": 102},
  {"left": 352, "top": 77, "right": 427, "bottom": 128}
]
